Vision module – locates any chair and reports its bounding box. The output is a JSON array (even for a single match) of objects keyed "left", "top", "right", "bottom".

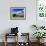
[
  {"left": 4, "top": 33, "right": 18, "bottom": 46},
  {"left": 4, "top": 27, "right": 19, "bottom": 46}
]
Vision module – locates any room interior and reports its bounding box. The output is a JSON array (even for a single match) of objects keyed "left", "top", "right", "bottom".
[{"left": 0, "top": 0, "right": 46, "bottom": 46}]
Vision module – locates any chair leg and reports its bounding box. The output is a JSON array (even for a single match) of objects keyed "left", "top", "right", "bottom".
[
  {"left": 4, "top": 41, "right": 7, "bottom": 46},
  {"left": 4, "top": 33, "right": 7, "bottom": 46}
]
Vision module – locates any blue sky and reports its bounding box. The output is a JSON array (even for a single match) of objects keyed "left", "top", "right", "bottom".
[{"left": 13, "top": 9, "right": 24, "bottom": 12}]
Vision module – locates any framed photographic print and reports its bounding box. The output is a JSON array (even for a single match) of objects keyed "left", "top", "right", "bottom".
[{"left": 10, "top": 7, "right": 26, "bottom": 20}]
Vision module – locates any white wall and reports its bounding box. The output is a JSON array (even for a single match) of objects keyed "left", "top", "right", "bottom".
[{"left": 0, "top": 0, "right": 37, "bottom": 42}]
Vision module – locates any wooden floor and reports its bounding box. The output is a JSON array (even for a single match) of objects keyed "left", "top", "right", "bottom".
[{"left": 0, "top": 42, "right": 46, "bottom": 46}]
